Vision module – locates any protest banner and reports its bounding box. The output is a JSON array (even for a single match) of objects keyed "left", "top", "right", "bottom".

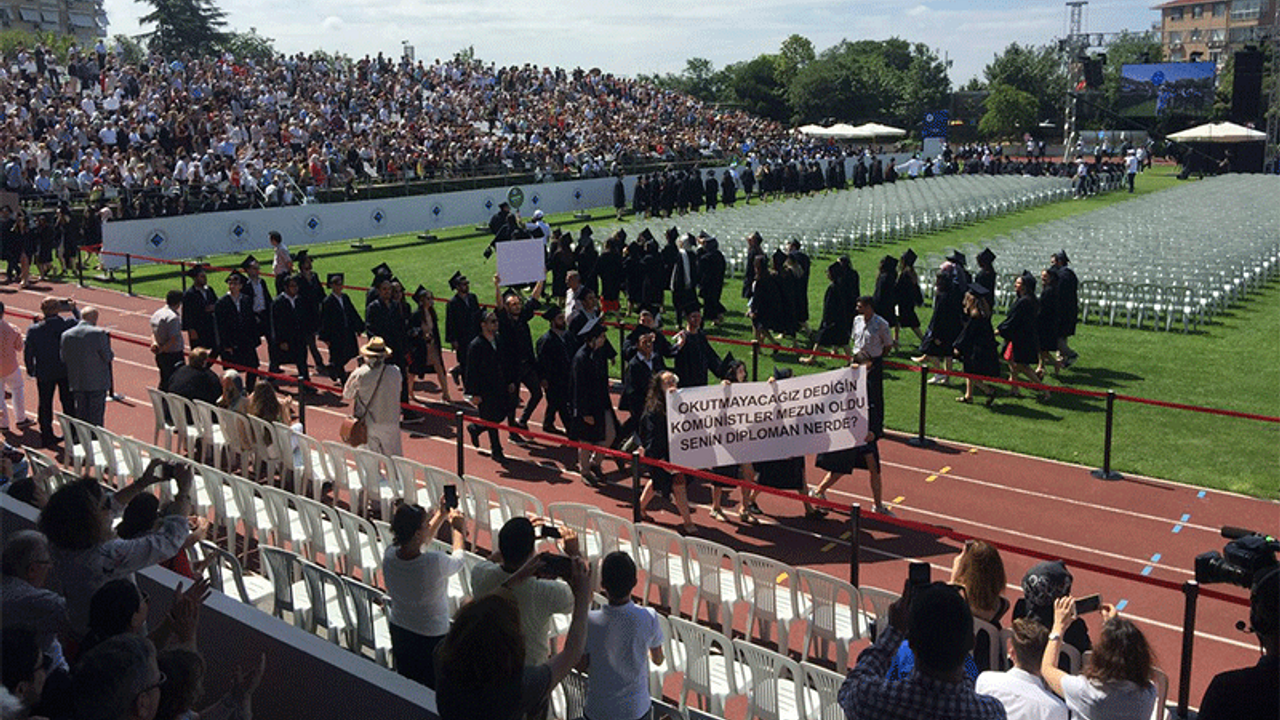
[
  {"left": 495, "top": 237, "right": 547, "bottom": 286},
  {"left": 667, "top": 366, "right": 868, "bottom": 469}
]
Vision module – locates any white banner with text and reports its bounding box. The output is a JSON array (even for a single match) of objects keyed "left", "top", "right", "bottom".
[{"left": 667, "top": 366, "right": 868, "bottom": 470}]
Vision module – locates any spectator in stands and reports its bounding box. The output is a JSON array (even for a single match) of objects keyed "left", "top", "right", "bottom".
[
  {"left": 436, "top": 551, "right": 591, "bottom": 720},
  {"left": 636, "top": 370, "right": 696, "bottom": 532},
  {"left": 1, "top": 530, "right": 68, "bottom": 672},
  {"left": 24, "top": 297, "right": 79, "bottom": 448},
  {"left": 218, "top": 370, "right": 248, "bottom": 414},
  {"left": 166, "top": 348, "right": 222, "bottom": 406},
  {"left": 60, "top": 305, "right": 114, "bottom": 427},
  {"left": 1040, "top": 598, "right": 1156, "bottom": 719},
  {"left": 838, "top": 578, "right": 1005, "bottom": 720},
  {"left": 582, "top": 551, "right": 665, "bottom": 720},
  {"left": 950, "top": 540, "right": 1010, "bottom": 672},
  {"left": 39, "top": 460, "right": 192, "bottom": 638},
  {"left": 382, "top": 500, "right": 467, "bottom": 689},
  {"left": 1, "top": 626, "right": 48, "bottom": 719},
  {"left": 149, "top": 291, "right": 185, "bottom": 392},
  {"left": 1013, "top": 560, "right": 1091, "bottom": 666},
  {"left": 974, "top": 618, "right": 1070, "bottom": 720},
  {"left": 343, "top": 337, "right": 404, "bottom": 457},
  {"left": 470, "top": 517, "right": 579, "bottom": 671},
  {"left": 155, "top": 648, "right": 265, "bottom": 720},
  {"left": 0, "top": 303, "right": 29, "bottom": 436},
  {"left": 115, "top": 493, "right": 209, "bottom": 580},
  {"left": 71, "top": 634, "right": 164, "bottom": 720},
  {"left": 1197, "top": 565, "right": 1278, "bottom": 720},
  {"left": 81, "top": 576, "right": 209, "bottom": 657}
]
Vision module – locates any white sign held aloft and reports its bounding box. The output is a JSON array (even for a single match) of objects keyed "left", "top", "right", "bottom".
[
  {"left": 495, "top": 238, "right": 547, "bottom": 286},
  {"left": 667, "top": 366, "right": 868, "bottom": 470}
]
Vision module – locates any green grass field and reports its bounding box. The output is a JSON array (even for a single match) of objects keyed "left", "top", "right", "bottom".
[{"left": 92, "top": 168, "right": 1280, "bottom": 498}]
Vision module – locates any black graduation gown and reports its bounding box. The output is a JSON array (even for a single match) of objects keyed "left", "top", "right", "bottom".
[
  {"left": 181, "top": 284, "right": 219, "bottom": 353},
  {"left": 620, "top": 352, "right": 663, "bottom": 420},
  {"left": 920, "top": 286, "right": 964, "bottom": 357},
  {"left": 214, "top": 292, "right": 259, "bottom": 370},
  {"left": 570, "top": 343, "right": 614, "bottom": 442},
  {"left": 816, "top": 281, "right": 853, "bottom": 347},
  {"left": 742, "top": 247, "right": 766, "bottom": 299},
  {"left": 612, "top": 178, "right": 626, "bottom": 210},
  {"left": 536, "top": 329, "right": 573, "bottom": 399},
  {"left": 974, "top": 269, "right": 998, "bottom": 295},
  {"left": 894, "top": 273, "right": 923, "bottom": 328},
  {"left": 1056, "top": 267, "right": 1079, "bottom": 338},
  {"left": 997, "top": 295, "right": 1039, "bottom": 365},
  {"left": 548, "top": 248, "right": 576, "bottom": 299},
  {"left": 752, "top": 273, "right": 795, "bottom": 336},
  {"left": 639, "top": 409, "right": 675, "bottom": 494},
  {"left": 464, "top": 335, "right": 508, "bottom": 420},
  {"left": 406, "top": 305, "right": 443, "bottom": 375},
  {"left": 445, "top": 292, "right": 481, "bottom": 371},
  {"left": 623, "top": 244, "right": 645, "bottom": 304},
  {"left": 697, "top": 247, "right": 726, "bottom": 319},
  {"left": 271, "top": 294, "right": 307, "bottom": 372},
  {"left": 720, "top": 174, "right": 737, "bottom": 206},
  {"left": 641, "top": 250, "right": 666, "bottom": 307},
  {"left": 872, "top": 271, "right": 897, "bottom": 326},
  {"left": 365, "top": 298, "right": 408, "bottom": 364},
  {"left": 953, "top": 315, "right": 1000, "bottom": 379},
  {"left": 496, "top": 301, "right": 540, "bottom": 382},
  {"left": 704, "top": 177, "right": 719, "bottom": 209},
  {"left": 319, "top": 292, "right": 364, "bottom": 373},
  {"left": 295, "top": 271, "right": 325, "bottom": 336},
  {"left": 671, "top": 330, "right": 720, "bottom": 388},
  {"left": 1037, "top": 286, "right": 1060, "bottom": 352},
  {"left": 596, "top": 250, "right": 624, "bottom": 303}
]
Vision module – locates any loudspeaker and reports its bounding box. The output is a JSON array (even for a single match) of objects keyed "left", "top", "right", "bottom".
[
  {"left": 1231, "top": 50, "right": 1264, "bottom": 126},
  {"left": 1084, "top": 58, "right": 1105, "bottom": 89}
]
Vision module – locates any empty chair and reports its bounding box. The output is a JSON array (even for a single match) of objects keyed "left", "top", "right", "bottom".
[
  {"left": 634, "top": 524, "right": 689, "bottom": 610},
  {"left": 389, "top": 456, "right": 444, "bottom": 508},
  {"left": 683, "top": 536, "right": 742, "bottom": 636},
  {"left": 188, "top": 400, "right": 223, "bottom": 466},
  {"left": 295, "top": 495, "right": 345, "bottom": 571},
  {"left": 341, "top": 575, "right": 394, "bottom": 668},
  {"left": 858, "top": 586, "right": 901, "bottom": 642},
  {"left": 587, "top": 508, "right": 635, "bottom": 560},
  {"left": 495, "top": 485, "right": 545, "bottom": 526},
  {"left": 800, "top": 661, "right": 846, "bottom": 720},
  {"left": 259, "top": 484, "right": 310, "bottom": 555},
  {"left": 736, "top": 552, "right": 802, "bottom": 650},
  {"left": 227, "top": 472, "right": 273, "bottom": 553},
  {"left": 258, "top": 545, "right": 311, "bottom": 628},
  {"left": 350, "top": 445, "right": 400, "bottom": 520},
  {"left": 733, "top": 638, "right": 806, "bottom": 720},
  {"left": 210, "top": 404, "right": 253, "bottom": 473},
  {"left": 146, "top": 387, "right": 177, "bottom": 450},
  {"left": 195, "top": 540, "right": 273, "bottom": 610},
  {"left": 334, "top": 505, "right": 383, "bottom": 584},
  {"left": 797, "top": 567, "right": 865, "bottom": 670},
  {"left": 461, "top": 474, "right": 504, "bottom": 550},
  {"left": 166, "top": 394, "right": 202, "bottom": 460},
  {"left": 246, "top": 415, "right": 284, "bottom": 483},
  {"left": 667, "top": 616, "right": 743, "bottom": 716},
  {"left": 298, "top": 557, "right": 355, "bottom": 644},
  {"left": 547, "top": 502, "right": 602, "bottom": 558},
  {"left": 293, "top": 431, "right": 334, "bottom": 502}
]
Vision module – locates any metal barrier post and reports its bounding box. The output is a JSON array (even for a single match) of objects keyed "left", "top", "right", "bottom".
[
  {"left": 618, "top": 324, "right": 626, "bottom": 375},
  {"left": 849, "top": 503, "right": 862, "bottom": 587},
  {"left": 76, "top": 249, "right": 85, "bottom": 287},
  {"left": 297, "top": 381, "right": 307, "bottom": 431},
  {"left": 1175, "top": 581, "right": 1199, "bottom": 719},
  {"left": 125, "top": 254, "right": 134, "bottom": 296},
  {"left": 908, "top": 365, "right": 935, "bottom": 448},
  {"left": 180, "top": 262, "right": 188, "bottom": 291},
  {"left": 751, "top": 339, "right": 760, "bottom": 381},
  {"left": 1091, "top": 390, "right": 1123, "bottom": 480},
  {"left": 631, "top": 449, "right": 643, "bottom": 524},
  {"left": 455, "top": 411, "right": 466, "bottom": 477}
]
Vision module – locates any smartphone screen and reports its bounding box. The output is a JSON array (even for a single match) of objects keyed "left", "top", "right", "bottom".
[
  {"left": 540, "top": 524, "right": 562, "bottom": 539},
  {"left": 443, "top": 485, "right": 458, "bottom": 511},
  {"left": 1073, "top": 593, "right": 1102, "bottom": 615},
  {"left": 908, "top": 562, "right": 931, "bottom": 589},
  {"left": 539, "top": 552, "right": 572, "bottom": 580}
]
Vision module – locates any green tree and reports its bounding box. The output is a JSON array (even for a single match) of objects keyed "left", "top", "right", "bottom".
[
  {"left": 982, "top": 42, "right": 1066, "bottom": 124},
  {"left": 135, "top": 0, "right": 228, "bottom": 56},
  {"left": 222, "top": 27, "right": 277, "bottom": 63},
  {"left": 786, "top": 39, "right": 950, "bottom": 127},
  {"left": 0, "top": 29, "right": 76, "bottom": 61},
  {"left": 112, "top": 34, "right": 146, "bottom": 66},
  {"left": 777, "top": 34, "right": 815, "bottom": 84},
  {"left": 681, "top": 57, "right": 720, "bottom": 100},
  {"left": 720, "top": 55, "right": 789, "bottom": 122},
  {"left": 979, "top": 83, "right": 1040, "bottom": 139}
]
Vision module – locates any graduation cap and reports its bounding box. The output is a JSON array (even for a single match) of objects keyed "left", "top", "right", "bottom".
[
  {"left": 371, "top": 262, "right": 393, "bottom": 279},
  {"left": 947, "top": 250, "right": 967, "bottom": 266},
  {"left": 579, "top": 224, "right": 593, "bottom": 237},
  {"left": 185, "top": 264, "right": 210, "bottom": 279},
  {"left": 697, "top": 230, "right": 711, "bottom": 239},
  {"left": 577, "top": 316, "right": 606, "bottom": 340},
  {"left": 240, "top": 255, "right": 259, "bottom": 270},
  {"left": 665, "top": 227, "right": 679, "bottom": 242},
  {"left": 1018, "top": 269, "right": 1037, "bottom": 294},
  {"left": 501, "top": 287, "right": 519, "bottom": 301},
  {"left": 638, "top": 228, "right": 654, "bottom": 242},
  {"left": 717, "top": 352, "right": 743, "bottom": 380},
  {"left": 967, "top": 283, "right": 991, "bottom": 298},
  {"left": 773, "top": 248, "right": 789, "bottom": 267},
  {"left": 827, "top": 260, "right": 842, "bottom": 276},
  {"left": 541, "top": 304, "right": 564, "bottom": 322},
  {"left": 637, "top": 304, "right": 658, "bottom": 317},
  {"left": 280, "top": 272, "right": 300, "bottom": 286},
  {"left": 901, "top": 248, "right": 918, "bottom": 267},
  {"left": 291, "top": 249, "right": 309, "bottom": 263},
  {"left": 413, "top": 284, "right": 430, "bottom": 301},
  {"left": 680, "top": 298, "right": 702, "bottom": 315},
  {"left": 327, "top": 272, "right": 345, "bottom": 285},
  {"left": 1053, "top": 250, "right": 1070, "bottom": 265},
  {"left": 977, "top": 248, "right": 996, "bottom": 267},
  {"left": 225, "top": 270, "right": 246, "bottom": 284},
  {"left": 448, "top": 271, "right": 468, "bottom": 290},
  {"left": 772, "top": 367, "right": 794, "bottom": 380}
]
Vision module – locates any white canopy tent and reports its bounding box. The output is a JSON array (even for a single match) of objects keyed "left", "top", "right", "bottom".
[
  {"left": 853, "top": 122, "right": 908, "bottom": 139},
  {"left": 1166, "top": 121, "right": 1266, "bottom": 144}
]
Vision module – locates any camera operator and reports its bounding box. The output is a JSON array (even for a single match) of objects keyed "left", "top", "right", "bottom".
[{"left": 1198, "top": 564, "right": 1278, "bottom": 720}]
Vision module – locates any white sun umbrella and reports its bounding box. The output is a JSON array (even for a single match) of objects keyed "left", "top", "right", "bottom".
[
  {"left": 797, "top": 124, "right": 830, "bottom": 137},
  {"left": 854, "top": 122, "right": 908, "bottom": 139},
  {"left": 1166, "top": 121, "right": 1266, "bottom": 143}
]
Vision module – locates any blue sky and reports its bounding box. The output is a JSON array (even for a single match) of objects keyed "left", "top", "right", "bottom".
[{"left": 103, "top": 0, "right": 1161, "bottom": 87}]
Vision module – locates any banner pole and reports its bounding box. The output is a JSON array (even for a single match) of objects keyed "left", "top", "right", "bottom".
[
  {"left": 908, "top": 365, "right": 935, "bottom": 448},
  {"left": 126, "top": 254, "right": 134, "bottom": 296},
  {"left": 751, "top": 339, "right": 760, "bottom": 381},
  {"left": 181, "top": 262, "right": 188, "bottom": 291},
  {"left": 1175, "top": 581, "right": 1199, "bottom": 720},
  {"left": 631, "top": 450, "right": 643, "bottom": 524}
]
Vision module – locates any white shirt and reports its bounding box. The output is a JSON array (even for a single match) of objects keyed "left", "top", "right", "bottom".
[
  {"left": 381, "top": 544, "right": 463, "bottom": 637},
  {"left": 852, "top": 313, "right": 893, "bottom": 359},
  {"left": 470, "top": 560, "right": 573, "bottom": 666},
  {"left": 974, "top": 667, "right": 1070, "bottom": 720},
  {"left": 584, "top": 602, "right": 664, "bottom": 720},
  {"left": 1060, "top": 674, "right": 1157, "bottom": 720}
]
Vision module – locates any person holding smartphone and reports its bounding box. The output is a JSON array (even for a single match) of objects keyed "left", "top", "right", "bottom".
[
  {"left": 382, "top": 500, "right": 466, "bottom": 689},
  {"left": 1040, "top": 597, "right": 1156, "bottom": 720}
]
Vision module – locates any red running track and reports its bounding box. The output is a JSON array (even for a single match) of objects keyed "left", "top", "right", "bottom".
[{"left": 4, "top": 278, "right": 1274, "bottom": 711}]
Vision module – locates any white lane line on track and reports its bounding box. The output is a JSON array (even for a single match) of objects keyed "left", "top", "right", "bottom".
[{"left": 881, "top": 458, "right": 1227, "bottom": 535}]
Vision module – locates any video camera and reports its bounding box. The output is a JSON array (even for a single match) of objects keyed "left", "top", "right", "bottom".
[{"left": 1195, "top": 526, "right": 1278, "bottom": 588}]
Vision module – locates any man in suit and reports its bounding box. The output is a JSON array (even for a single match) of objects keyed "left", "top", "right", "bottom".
[
  {"left": 445, "top": 271, "right": 480, "bottom": 385},
  {"left": 318, "top": 273, "right": 364, "bottom": 384},
  {"left": 214, "top": 270, "right": 260, "bottom": 389},
  {"left": 618, "top": 326, "right": 662, "bottom": 451},
  {"left": 535, "top": 304, "right": 572, "bottom": 435},
  {"left": 571, "top": 318, "right": 616, "bottom": 485},
  {"left": 180, "top": 264, "right": 219, "bottom": 356},
  {"left": 60, "top": 305, "right": 113, "bottom": 426},
  {"left": 464, "top": 310, "right": 509, "bottom": 463},
  {"left": 271, "top": 273, "right": 310, "bottom": 388},
  {"left": 495, "top": 277, "right": 544, "bottom": 435},
  {"left": 23, "top": 298, "right": 78, "bottom": 446}
]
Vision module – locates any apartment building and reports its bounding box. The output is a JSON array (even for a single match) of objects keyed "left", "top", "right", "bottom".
[
  {"left": 0, "top": 0, "right": 107, "bottom": 46},
  {"left": 1154, "top": 0, "right": 1277, "bottom": 64}
]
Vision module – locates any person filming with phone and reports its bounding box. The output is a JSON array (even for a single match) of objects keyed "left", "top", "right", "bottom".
[{"left": 1038, "top": 596, "right": 1157, "bottom": 720}]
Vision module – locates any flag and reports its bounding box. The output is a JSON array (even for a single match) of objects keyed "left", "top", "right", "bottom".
[{"left": 922, "top": 110, "right": 949, "bottom": 139}]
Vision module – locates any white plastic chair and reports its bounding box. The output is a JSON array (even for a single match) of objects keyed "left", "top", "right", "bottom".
[
  {"left": 797, "top": 567, "right": 864, "bottom": 669},
  {"left": 259, "top": 545, "right": 311, "bottom": 628},
  {"left": 167, "top": 395, "right": 202, "bottom": 461},
  {"left": 146, "top": 387, "right": 176, "bottom": 450},
  {"left": 246, "top": 415, "right": 283, "bottom": 484},
  {"left": 341, "top": 575, "right": 394, "bottom": 667},
  {"left": 667, "top": 616, "right": 743, "bottom": 716},
  {"left": 259, "top": 484, "right": 310, "bottom": 554},
  {"left": 1150, "top": 666, "right": 1169, "bottom": 720},
  {"left": 196, "top": 540, "right": 274, "bottom": 610},
  {"left": 188, "top": 400, "right": 223, "bottom": 466},
  {"left": 973, "top": 616, "right": 1007, "bottom": 672},
  {"left": 858, "top": 586, "right": 901, "bottom": 643},
  {"left": 350, "top": 445, "right": 400, "bottom": 520},
  {"left": 293, "top": 431, "right": 333, "bottom": 502},
  {"left": 736, "top": 552, "right": 802, "bottom": 650},
  {"left": 800, "top": 660, "right": 847, "bottom": 720},
  {"left": 88, "top": 426, "right": 132, "bottom": 488},
  {"left": 461, "top": 474, "right": 504, "bottom": 550},
  {"left": 734, "top": 638, "right": 805, "bottom": 720},
  {"left": 210, "top": 405, "right": 253, "bottom": 473},
  {"left": 389, "top": 457, "right": 444, "bottom": 508},
  {"left": 227, "top": 472, "right": 273, "bottom": 552},
  {"left": 496, "top": 485, "right": 544, "bottom": 525},
  {"left": 334, "top": 505, "right": 383, "bottom": 585},
  {"left": 298, "top": 557, "right": 355, "bottom": 645},
  {"left": 634, "top": 524, "right": 690, "bottom": 610},
  {"left": 296, "top": 495, "right": 345, "bottom": 571},
  {"left": 546, "top": 502, "right": 600, "bottom": 558},
  {"left": 683, "top": 536, "right": 742, "bottom": 636}
]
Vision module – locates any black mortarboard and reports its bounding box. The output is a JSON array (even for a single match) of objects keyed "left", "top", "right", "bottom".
[
  {"left": 541, "top": 304, "right": 564, "bottom": 322},
  {"left": 414, "top": 284, "right": 429, "bottom": 300},
  {"left": 638, "top": 228, "right": 654, "bottom": 242},
  {"left": 773, "top": 248, "right": 788, "bottom": 267},
  {"left": 185, "top": 264, "right": 209, "bottom": 279},
  {"left": 967, "top": 283, "right": 991, "bottom": 297},
  {"left": 638, "top": 304, "right": 659, "bottom": 316},
  {"left": 665, "top": 226, "right": 679, "bottom": 242},
  {"left": 372, "top": 262, "right": 393, "bottom": 279},
  {"left": 280, "top": 272, "right": 299, "bottom": 286},
  {"left": 1019, "top": 270, "right": 1037, "bottom": 294},
  {"left": 291, "top": 249, "right": 309, "bottom": 263},
  {"left": 577, "top": 316, "right": 605, "bottom": 339},
  {"left": 827, "top": 261, "right": 842, "bottom": 276},
  {"left": 947, "top": 250, "right": 967, "bottom": 266},
  {"left": 501, "top": 287, "right": 519, "bottom": 300},
  {"left": 717, "top": 352, "right": 742, "bottom": 379},
  {"left": 579, "top": 224, "right": 593, "bottom": 237},
  {"left": 681, "top": 298, "right": 702, "bottom": 315},
  {"left": 697, "top": 230, "right": 711, "bottom": 239},
  {"left": 226, "top": 270, "right": 246, "bottom": 283},
  {"left": 901, "top": 248, "right": 917, "bottom": 267},
  {"left": 327, "top": 273, "right": 344, "bottom": 285},
  {"left": 1053, "top": 249, "right": 1070, "bottom": 265},
  {"left": 448, "top": 271, "right": 467, "bottom": 290},
  {"left": 240, "top": 255, "right": 259, "bottom": 270},
  {"left": 773, "top": 367, "right": 794, "bottom": 380},
  {"left": 977, "top": 248, "right": 996, "bottom": 267}
]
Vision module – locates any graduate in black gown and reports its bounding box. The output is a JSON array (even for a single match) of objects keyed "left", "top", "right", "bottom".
[
  {"left": 1035, "top": 268, "right": 1064, "bottom": 380},
  {"left": 570, "top": 318, "right": 617, "bottom": 485},
  {"left": 786, "top": 239, "right": 812, "bottom": 332},
  {"left": 746, "top": 368, "right": 823, "bottom": 519},
  {"left": 974, "top": 247, "right": 998, "bottom": 303},
  {"left": 952, "top": 284, "right": 1000, "bottom": 405},
  {"left": 181, "top": 264, "right": 219, "bottom": 356},
  {"left": 670, "top": 300, "right": 721, "bottom": 388},
  {"left": 596, "top": 233, "right": 625, "bottom": 316},
  {"left": 871, "top": 255, "right": 898, "bottom": 330},
  {"left": 742, "top": 232, "right": 766, "bottom": 301},
  {"left": 636, "top": 370, "right": 696, "bottom": 532},
  {"left": 803, "top": 261, "right": 854, "bottom": 364},
  {"left": 318, "top": 273, "right": 364, "bottom": 384},
  {"left": 214, "top": 271, "right": 260, "bottom": 388},
  {"left": 535, "top": 304, "right": 573, "bottom": 435},
  {"left": 915, "top": 270, "right": 964, "bottom": 383},
  {"left": 696, "top": 235, "right": 727, "bottom": 325},
  {"left": 1050, "top": 250, "right": 1080, "bottom": 366},
  {"left": 996, "top": 271, "right": 1044, "bottom": 399},
  {"left": 271, "top": 273, "right": 310, "bottom": 386},
  {"left": 406, "top": 285, "right": 449, "bottom": 403},
  {"left": 465, "top": 311, "right": 509, "bottom": 463},
  {"left": 445, "top": 271, "right": 481, "bottom": 385},
  {"left": 894, "top": 249, "right": 924, "bottom": 346}
]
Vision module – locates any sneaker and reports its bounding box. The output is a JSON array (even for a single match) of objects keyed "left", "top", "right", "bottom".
[
  {"left": 16, "top": 418, "right": 35, "bottom": 428},
  {"left": 873, "top": 504, "right": 895, "bottom": 517}
]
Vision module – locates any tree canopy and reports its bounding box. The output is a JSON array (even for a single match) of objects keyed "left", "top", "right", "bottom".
[{"left": 135, "top": 0, "right": 229, "bottom": 57}]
